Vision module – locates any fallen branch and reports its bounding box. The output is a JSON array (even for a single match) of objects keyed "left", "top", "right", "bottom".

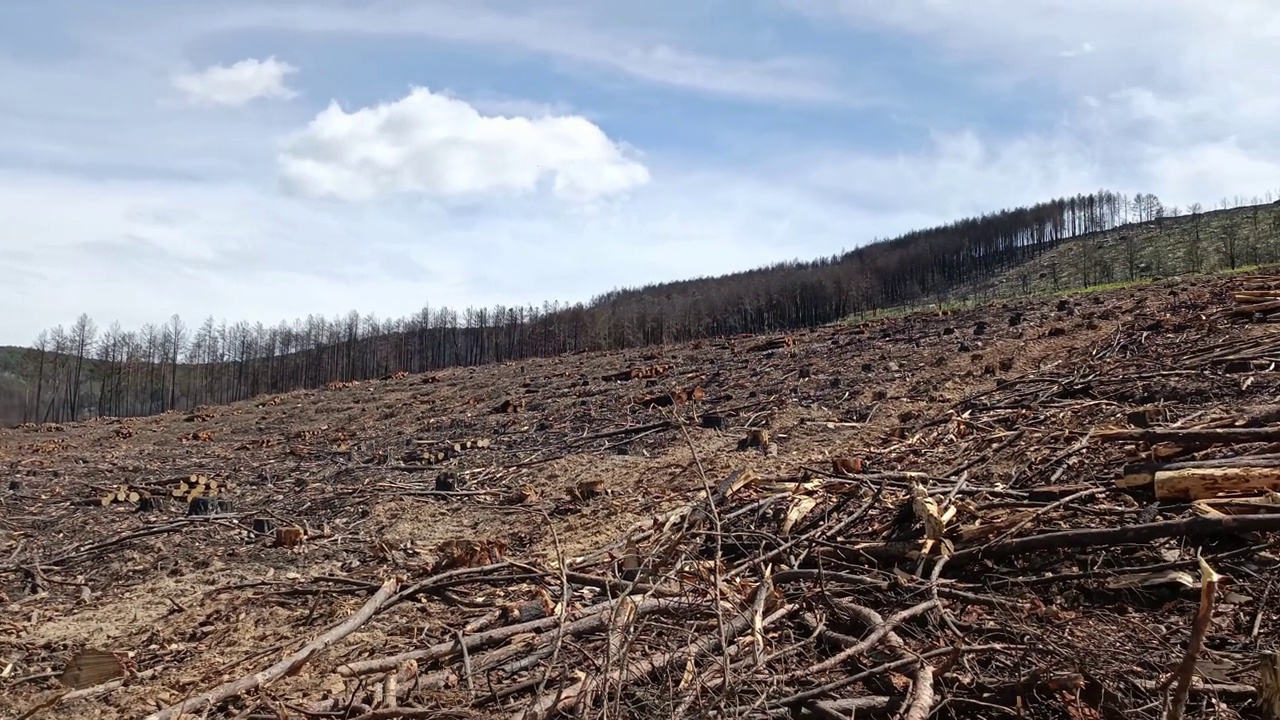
[
  {"left": 569, "top": 420, "right": 672, "bottom": 444},
  {"left": 779, "top": 599, "right": 938, "bottom": 680},
  {"left": 1165, "top": 557, "right": 1222, "bottom": 720},
  {"left": 513, "top": 583, "right": 786, "bottom": 720},
  {"left": 337, "top": 596, "right": 707, "bottom": 677},
  {"left": 144, "top": 577, "right": 399, "bottom": 720},
  {"left": 947, "top": 512, "right": 1280, "bottom": 565},
  {"left": 1094, "top": 426, "right": 1280, "bottom": 445},
  {"left": 37, "top": 519, "right": 208, "bottom": 568},
  {"left": 801, "top": 696, "right": 902, "bottom": 719},
  {"left": 826, "top": 600, "right": 935, "bottom": 720},
  {"left": 760, "top": 644, "right": 1015, "bottom": 711}
]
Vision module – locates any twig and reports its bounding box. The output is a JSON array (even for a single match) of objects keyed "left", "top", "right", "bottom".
[
  {"left": 337, "top": 596, "right": 707, "bottom": 677},
  {"left": 515, "top": 583, "right": 786, "bottom": 720},
  {"left": 759, "top": 644, "right": 1016, "bottom": 710},
  {"left": 779, "top": 599, "right": 939, "bottom": 680},
  {"left": 673, "top": 408, "right": 734, "bottom": 703},
  {"left": 981, "top": 486, "right": 1107, "bottom": 548}
]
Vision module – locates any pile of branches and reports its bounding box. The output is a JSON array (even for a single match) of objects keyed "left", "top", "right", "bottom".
[
  {"left": 121, "top": 452, "right": 1279, "bottom": 720},
  {"left": 13, "top": 272, "right": 1280, "bottom": 720}
]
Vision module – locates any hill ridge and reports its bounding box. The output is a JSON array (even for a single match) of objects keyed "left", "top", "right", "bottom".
[{"left": 3, "top": 191, "right": 1279, "bottom": 426}]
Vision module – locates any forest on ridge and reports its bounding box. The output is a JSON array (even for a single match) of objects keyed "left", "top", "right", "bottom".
[{"left": 3, "top": 188, "right": 1280, "bottom": 426}]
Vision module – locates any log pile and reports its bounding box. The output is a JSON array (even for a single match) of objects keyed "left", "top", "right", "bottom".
[{"left": 1229, "top": 275, "right": 1280, "bottom": 320}]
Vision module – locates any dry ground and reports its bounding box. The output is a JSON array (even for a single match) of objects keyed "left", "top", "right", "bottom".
[{"left": 3, "top": 272, "right": 1280, "bottom": 720}]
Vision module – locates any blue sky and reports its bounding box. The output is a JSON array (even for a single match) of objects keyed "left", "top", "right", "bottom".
[{"left": 2, "top": 0, "right": 1278, "bottom": 345}]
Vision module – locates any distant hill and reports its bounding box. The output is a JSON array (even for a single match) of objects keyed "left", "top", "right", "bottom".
[
  {"left": 0, "top": 346, "right": 35, "bottom": 425},
  {"left": 956, "top": 200, "right": 1280, "bottom": 302},
  {"left": 3, "top": 191, "right": 1278, "bottom": 426}
]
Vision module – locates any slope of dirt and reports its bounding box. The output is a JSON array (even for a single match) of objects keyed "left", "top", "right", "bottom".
[{"left": 3, "top": 272, "right": 1280, "bottom": 720}]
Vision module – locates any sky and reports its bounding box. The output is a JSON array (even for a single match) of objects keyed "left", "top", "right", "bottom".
[{"left": 2, "top": 0, "right": 1279, "bottom": 345}]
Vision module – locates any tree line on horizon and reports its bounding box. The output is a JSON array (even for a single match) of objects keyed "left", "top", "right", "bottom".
[{"left": 3, "top": 188, "right": 1279, "bottom": 425}]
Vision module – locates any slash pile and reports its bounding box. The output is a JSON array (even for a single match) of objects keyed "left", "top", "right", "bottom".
[{"left": 4, "top": 271, "right": 1280, "bottom": 720}]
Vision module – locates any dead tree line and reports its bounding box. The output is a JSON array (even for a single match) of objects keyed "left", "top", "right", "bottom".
[{"left": 3, "top": 189, "right": 1278, "bottom": 424}]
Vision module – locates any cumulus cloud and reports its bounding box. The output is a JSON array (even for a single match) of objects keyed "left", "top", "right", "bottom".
[
  {"left": 278, "top": 87, "right": 650, "bottom": 203},
  {"left": 172, "top": 56, "right": 298, "bottom": 106},
  {"left": 5, "top": 0, "right": 1280, "bottom": 346},
  {"left": 0, "top": 165, "right": 851, "bottom": 344},
  {"left": 778, "top": 0, "right": 1280, "bottom": 207}
]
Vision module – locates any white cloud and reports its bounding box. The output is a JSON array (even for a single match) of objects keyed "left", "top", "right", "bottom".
[
  {"left": 777, "top": 0, "right": 1280, "bottom": 207},
  {"left": 0, "top": 164, "right": 854, "bottom": 343},
  {"left": 278, "top": 87, "right": 650, "bottom": 203},
  {"left": 172, "top": 56, "right": 299, "bottom": 106},
  {"left": 790, "top": 130, "right": 1101, "bottom": 219},
  {"left": 780, "top": 0, "right": 1280, "bottom": 125},
  {"left": 4, "top": 0, "right": 1280, "bottom": 348}
]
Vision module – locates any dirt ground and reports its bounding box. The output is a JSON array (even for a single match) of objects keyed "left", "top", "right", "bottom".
[{"left": 3, "top": 272, "right": 1280, "bottom": 720}]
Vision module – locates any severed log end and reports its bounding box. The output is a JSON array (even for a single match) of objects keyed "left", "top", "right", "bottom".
[
  {"left": 274, "top": 526, "right": 306, "bottom": 548},
  {"left": 59, "top": 648, "right": 127, "bottom": 689}
]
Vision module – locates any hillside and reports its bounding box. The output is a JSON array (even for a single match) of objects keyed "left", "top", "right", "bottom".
[
  {"left": 971, "top": 201, "right": 1280, "bottom": 301},
  {"left": 7, "top": 193, "right": 1280, "bottom": 429},
  {"left": 4, "top": 271, "right": 1280, "bottom": 719}
]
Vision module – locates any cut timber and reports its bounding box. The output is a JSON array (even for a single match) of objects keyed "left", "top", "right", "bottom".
[
  {"left": 635, "top": 387, "right": 702, "bottom": 408},
  {"left": 1153, "top": 467, "right": 1280, "bottom": 500},
  {"left": 832, "top": 457, "right": 864, "bottom": 476},
  {"left": 59, "top": 648, "right": 126, "bottom": 689},
  {"left": 1095, "top": 427, "right": 1280, "bottom": 445},
  {"left": 714, "top": 467, "right": 757, "bottom": 502},
  {"left": 275, "top": 526, "right": 305, "bottom": 548},
  {"left": 737, "top": 429, "right": 770, "bottom": 451},
  {"left": 601, "top": 364, "right": 673, "bottom": 382},
  {"left": 1232, "top": 299, "right": 1280, "bottom": 316},
  {"left": 1120, "top": 454, "right": 1280, "bottom": 488},
  {"left": 432, "top": 539, "right": 508, "bottom": 572},
  {"left": 1026, "top": 483, "right": 1097, "bottom": 501},
  {"left": 493, "top": 399, "right": 525, "bottom": 414},
  {"left": 400, "top": 438, "right": 492, "bottom": 465},
  {"left": 700, "top": 414, "right": 725, "bottom": 430},
  {"left": 570, "top": 479, "right": 607, "bottom": 501},
  {"left": 748, "top": 336, "right": 795, "bottom": 352}
]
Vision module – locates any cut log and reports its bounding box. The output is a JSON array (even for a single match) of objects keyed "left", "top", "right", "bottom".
[
  {"left": 1120, "top": 454, "right": 1280, "bottom": 489},
  {"left": 1095, "top": 427, "right": 1280, "bottom": 445},
  {"left": 1232, "top": 299, "right": 1280, "bottom": 316},
  {"left": 1153, "top": 467, "right": 1280, "bottom": 500},
  {"left": 1026, "top": 483, "right": 1097, "bottom": 501}
]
